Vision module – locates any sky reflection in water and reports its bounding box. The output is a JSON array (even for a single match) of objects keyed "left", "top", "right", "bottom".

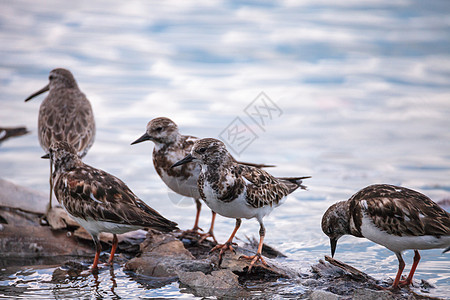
[{"left": 0, "top": 0, "right": 449, "bottom": 298}]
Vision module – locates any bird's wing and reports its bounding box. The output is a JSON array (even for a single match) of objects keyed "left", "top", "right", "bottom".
[
  {"left": 38, "top": 90, "right": 95, "bottom": 156},
  {"left": 239, "top": 165, "right": 290, "bottom": 208},
  {"left": 350, "top": 184, "right": 450, "bottom": 237},
  {"left": 54, "top": 165, "right": 177, "bottom": 232}
]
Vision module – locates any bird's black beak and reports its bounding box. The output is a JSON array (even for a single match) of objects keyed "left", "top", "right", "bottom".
[
  {"left": 41, "top": 153, "right": 50, "bottom": 159},
  {"left": 131, "top": 133, "right": 151, "bottom": 145},
  {"left": 171, "top": 154, "right": 194, "bottom": 168},
  {"left": 330, "top": 238, "right": 337, "bottom": 258},
  {"left": 25, "top": 84, "right": 50, "bottom": 102}
]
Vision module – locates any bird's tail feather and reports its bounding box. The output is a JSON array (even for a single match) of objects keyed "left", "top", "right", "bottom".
[
  {"left": 236, "top": 161, "right": 276, "bottom": 168},
  {"left": 277, "top": 176, "right": 311, "bottom": 193}
]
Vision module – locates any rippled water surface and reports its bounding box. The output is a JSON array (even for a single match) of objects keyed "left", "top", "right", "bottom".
[{"left": 1, "top": 0, "right": 450, "bottom": 298}]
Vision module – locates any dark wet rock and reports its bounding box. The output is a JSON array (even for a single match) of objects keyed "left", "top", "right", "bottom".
[
  {"left": 177, "top": 269, "right": 249, "bottom": 298},
  {"left": 52, "top": 261, "right": 88, "bottom": 281},
  {"left": 309, "top": 256, "right": 441, "bottom": 300},
  {"left": 352, "top": 288, "right": 395, "bottom": 300},
  {"left": 308, "top": 290, "right": 341, "bottom": 300},
  {"left": 125, "top": 231, "right": 203, "bottom": 277},
  {"left": 0, "top": 206, "right": 94, "bottom": 258}
]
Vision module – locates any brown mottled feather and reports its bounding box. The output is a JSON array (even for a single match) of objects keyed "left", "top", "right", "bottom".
[
  {"left": 152, "top": 134, "right": 198, "bottom": 181},
  {"left": 51, "top": 141, "right": 177, "bottom": 232},
  {"left": 29, "top": 68, "right": 95, "bottom": 157},
  {"left": 349, "top": 184, "right": 450, "bottom": 237},
  {"left": 188, "top": 138, "right": 309, "bottom": 209},
  {"left": 239, "top": 165, "right": 308, "bottom": 208},
  {"left": 135, "top": 117, "right": 274, "bottom": 199}
]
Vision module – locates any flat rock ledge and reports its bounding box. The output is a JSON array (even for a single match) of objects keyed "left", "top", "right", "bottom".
[{"left": 0, "top": 178, "right": 444, "bottom": 299}]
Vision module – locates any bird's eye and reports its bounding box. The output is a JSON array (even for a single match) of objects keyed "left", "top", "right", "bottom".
[
  {"left": 198, "top": 147, "right": 206, "bottom": 154},
  {"left": 155, "top": 127, "right": 162, "bottom": 132},
  {"left": 327, "top": 225, "right": 333, "bottom": 234},
  {"left": 49, "top": 75, "right": 54, "bottom": 80}
]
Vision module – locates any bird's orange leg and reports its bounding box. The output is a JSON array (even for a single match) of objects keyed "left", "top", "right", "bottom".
[
  {"left": 210, "top": 218, "right": 241, "bottom": 265},
  {"left": 399, "top": 250, "right": 420, "bottom": 287},
  {"left": 392, "top": 252, "right": 406, "bottom": 289},
  {"left": 91, "top": 237, "right": 102, "bottom": 271},
  {"left": 107, "top": 234, "right": 118, "bottom": 265},
  {"left": 199, "top": 211, "right": 218, "bottom": 243},
  {"left": 239, "top": 222, "right": 268, "bottom": 272},
  {"left": 181, "top": 198, "right": 204, "bottom": 237}
]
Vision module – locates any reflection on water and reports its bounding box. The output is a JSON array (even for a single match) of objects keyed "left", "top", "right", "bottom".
[
  {"left": 0, "top": 0, "right": 449, "bottom": 298},
  {"left": 0, "top": 263, "right": 186, "bottom": 299}
]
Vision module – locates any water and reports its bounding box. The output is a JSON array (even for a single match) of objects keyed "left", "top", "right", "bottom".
[{"left": 1, "top": 0, "right": 450, "bottom": 298}]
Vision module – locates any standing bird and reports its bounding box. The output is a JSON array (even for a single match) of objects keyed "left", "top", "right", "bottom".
[
  {"left": 321, "top": 184, "right": 450, "bottom": 289},
  {"left": 131, "top": 117, "right": 273, "bottom": 243},
  {"left": 43, "top": 141, "right": 177, "bottom": 271},
  {"left": 25, "top": 68, "right": 96, "bottom": 215},
  {"left": 171, "top": 138, "right": 309, "bottom": 270}
]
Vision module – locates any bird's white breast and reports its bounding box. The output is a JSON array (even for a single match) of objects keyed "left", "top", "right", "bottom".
[{"left": 201, "top": 180, "right": 275, "bottom": 221}]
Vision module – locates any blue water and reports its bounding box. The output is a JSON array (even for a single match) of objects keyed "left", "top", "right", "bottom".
[{"left": 1, "top": 0, "right": 449, "bottom": 298}]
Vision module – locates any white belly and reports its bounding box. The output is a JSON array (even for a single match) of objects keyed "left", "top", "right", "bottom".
[
  {"left": 73, "top": 216, "right": 142, "bottom": 238},
  {"left": 202, "top": 182, "right": 276, "bottom": 221},
  {"left": 360, "top": 214, "right": 450, "bottom": 253},
  {"left": 159, "top": 169, "right": 201, "bottom": 199}
]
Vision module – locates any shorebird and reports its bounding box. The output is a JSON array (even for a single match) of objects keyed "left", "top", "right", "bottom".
[
  {"left": 43, "top": 141, "right": 178, "bottom": 271},
  {"left": 171, "top": 138, "right": 309, "bottom": 270},
  {"left": 0, "top": 126, "right": 29, "bottom": 143},
  {"left": 322, "top": 184, "right": 450, "bottom": 289},
  {"left": 25, "top": 68, "right": 96, "bottom": 216},
  {"left": 131, "top": 117, "right": 273, "bottom": 243}
]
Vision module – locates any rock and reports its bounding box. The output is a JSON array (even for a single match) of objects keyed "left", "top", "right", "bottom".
[
  {"left": 219, "top": 249, "right": 296, "bottom": 278},
  {"left": 352, "top": 288, "right": 393, "bottom": 300},
  {"left": 0, "top": 178, "right": 47, "bottom": 214},
  {"left": 308, "top": 290, "right": 341, "bottom": 300},
  {"left": 177, "top": 269, "right": 247, "bottom": 298},
  {"left": 125, "top": 231, "right": 200, "bottom": 277},
  {"left": 178, "top": 269, "right": 239, "bottom": 289},
  {"left": 0, "top": 223, "right": 94, "bottom": 258},
  {"left": 47, "top": 207, "right": 79, "bottom": 229}
]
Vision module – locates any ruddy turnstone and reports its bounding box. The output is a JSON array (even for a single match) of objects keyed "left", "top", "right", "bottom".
[
  {"left": 321, "top": 184, "right": 450, "bottom": 288},
  {"left": 131, "top": 117, "right": 273, "bottom": 243},
  {"left": 171, "top": 138, "right": 309, "bottom": 270},
  {"left": 25, "top": 68, "right": 96, "bottom": 215},
  {"left": 43, "top": 141, "right": 177, "bottom": 271}
]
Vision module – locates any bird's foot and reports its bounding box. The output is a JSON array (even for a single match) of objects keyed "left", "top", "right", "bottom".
[
  {"left": 210, "top": 241, "right": 237, "bottom": 266},
  {"left": 198, "top": 230, "right": 218, "bottom": 244},
  {"left": 398, "top": 279, "right": 413, "bottom": 287},
  {"left": 180, "top": 226, "right": 204, "bottom": 238},
  {"left": 239, "top": 252, "right": 268, "bottom": 272}
]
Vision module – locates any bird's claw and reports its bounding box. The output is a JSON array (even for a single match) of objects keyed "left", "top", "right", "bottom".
[{"left": 239, "top": 253, "right": 268, "bottom": 272}]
